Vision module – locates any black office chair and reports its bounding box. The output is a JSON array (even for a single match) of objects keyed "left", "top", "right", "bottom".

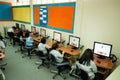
[
  {"left": 0, "top": 69, "right": 6, "bottom": 80},
  {"left": 50, "top": 54, "right": 69, "bottom": 80},
  {"left": 0, "top": 60, "right": 7, "bottom": 80},
  {"left": 110, "top": 54, "right": 117, "bottom": 63},
  {"left": 22, "top": 41, "right": 38, "bottom": 59},
  {"left": 14, "top": 37, "right": 23, "bottom": 53},
  {"left": 7, "top": 32, "right": 14, "bottom": 45},
  {"left": 69, "top": 65, "right": 89, "bottom": 80},
  {"left": 22, "top": 46, "right": 33, "bottom": 59},
  {"left": 35, "top": 51, "right": 50, "bottom": 69}
]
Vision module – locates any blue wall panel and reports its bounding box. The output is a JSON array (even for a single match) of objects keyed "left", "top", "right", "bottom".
[{"left": 0, "top": 2, "right": 12, "bottom": 21}]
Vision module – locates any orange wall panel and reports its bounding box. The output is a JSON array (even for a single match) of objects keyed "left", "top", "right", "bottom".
[{"left": 48, "top": 6, "right": 74, "bottom": 30}]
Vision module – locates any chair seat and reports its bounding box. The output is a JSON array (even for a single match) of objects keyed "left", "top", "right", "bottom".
[
  {"left": 40, "top": 57, "right": 46, "bottom": 60},
  {"left": 25, "top": 46, "right": 32, "bottom": 49},
  {"left": 56, "top": 62, "right": 69, "bottom": 66}
]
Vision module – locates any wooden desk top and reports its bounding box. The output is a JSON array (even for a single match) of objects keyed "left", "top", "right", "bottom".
[
  {"left": 94, "top": 54, "right": 113, "bottom": 69},
  {"left": 0, "top": 53, "right": 5, "bottom": 59},
  {"left": 46, "top": 41, "right": 54, "bottom": 47},
  {"left": 32, "top": 36, "right": 80, "bottom": 56},
  {"left": 59, "top": 46, "right": 80, "bottom": 56},
  {"left": 32, "top": 36, "right": 41, "bottom": 42}
]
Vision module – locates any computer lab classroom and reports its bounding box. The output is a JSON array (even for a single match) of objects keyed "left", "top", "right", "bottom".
[{"left": 0, "top": 0, "right": 120, "bottom": 80}]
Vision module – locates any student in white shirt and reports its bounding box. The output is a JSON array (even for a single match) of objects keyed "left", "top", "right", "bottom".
[
  {"left": 49, "top": 43, "right": 64, "bottom": 63},
  {"left": 0, "top": 36, "right": 5, "bottom": 54},
  {"left": 75, "top": 48, "right": 97, "bottom": 80},
  {"left": 7, "top": 26, "right": 15, "bottom": 44},
  {"left": 38, "top": 37, "right": 50, "bottom": 55}
]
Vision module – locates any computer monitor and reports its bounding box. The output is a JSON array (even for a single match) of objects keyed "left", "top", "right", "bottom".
[
  {"left": 93, "top": 41, "right": 112, "bottom": 58},
  {"left": 69, "top": 35, "right": 80, "bottom": 49},
  {"left": 40, "top": 28, "right": 46, "bottom": 37},
  {"left": 21, "top": 24, "right": 25, "bottom": 31},
  {"left": 15, "top": 23, "right": 19, "bottom": 29},
  {"left": 53, "top": 31, "right": 61, "bottom": 42},
  {"left": 31, "top": 26, "right": 36, "bottom": 34}
]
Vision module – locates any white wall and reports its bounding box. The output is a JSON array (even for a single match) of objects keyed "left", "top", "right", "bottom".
[
  {"left": 0, "top": 21, "right": 14, "bottom": 36},
  {"left": 77, "top": 0, "right": 120, "bottom": 67},
  {"left": 0, "top": 0, "right": 11, "bottom": 2}
]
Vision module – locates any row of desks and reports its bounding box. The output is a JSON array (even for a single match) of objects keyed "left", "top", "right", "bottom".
[
  {"left": 32, "top": 35, "right": 113, "bottom": 76},
  {"left": 10, "top": 30, "right": 114, "bottom": 77},
  {"left": 8, "top": 28, "right": 115, "bottom": 78}
]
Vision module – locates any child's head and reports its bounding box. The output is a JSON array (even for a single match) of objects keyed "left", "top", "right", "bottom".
[
  {"left": 79, "top": 48, "right": 94, "bottom": 65},
  {"left": 0, "top": 35, "right": 3, "bottom": 40},
  {"left": 51, "top": 42, "right": 59, "bottom": 50},
  {"left": 25, "top": 31, "right": 30, "bottom": 37},
  {"left": 41, "top": 37, "right": 46, "bottom": 44}
]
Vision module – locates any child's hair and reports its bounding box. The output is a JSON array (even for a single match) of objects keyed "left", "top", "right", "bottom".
[
  {"left": 41, "top": 37, "right": 46, "bottom": 44},
  {"left": 79, "top": 48, "right": 94, "bottom": 66},
  {"left": 25, "top": 31, "right": 30, "bottom": 37},
  {"left": 51, "top": 42, "right": 59, "bottom": 50},
  {"left": 0, "top": 35, "right": 3, "bottom": 40}
]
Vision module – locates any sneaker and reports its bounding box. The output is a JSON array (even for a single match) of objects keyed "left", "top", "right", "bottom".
[{"left": 35, "top": 61, "right": 42, "bottom": 65}]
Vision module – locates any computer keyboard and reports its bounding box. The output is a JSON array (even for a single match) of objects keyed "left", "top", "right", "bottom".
[
  {"left": 64, "top": 53, "right": 71, "bottom": 57},
  {"left": 97, "top": 66, "right": 106, "bottom": 72}
]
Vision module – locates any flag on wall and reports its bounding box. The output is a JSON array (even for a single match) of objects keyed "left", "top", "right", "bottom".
[{"left": 39, "top": 6, "right": 47, "bottom": 26}]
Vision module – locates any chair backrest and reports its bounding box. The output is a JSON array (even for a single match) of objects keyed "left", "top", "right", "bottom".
[
  {"left": 80, "top": 69, "right": 89, "bottom": 80},
  {"left": 37, "top": 51, "right": 45, "bottom": 57},
  {"left": 76, "top": 65, "right": 89, "bottom": 80},
  {"left": 110, "top": 54, "right": 117, "bottom": 63},
  {"left": 50, "top": 54, "right": 57, "bottom": 63}
]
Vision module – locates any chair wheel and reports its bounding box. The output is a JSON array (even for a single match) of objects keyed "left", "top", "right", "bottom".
[
  {"left": 1, "top": 67, "right": 5, "bottom": 70},
  {"left": 53, "top": 77, "right": 55, "bottom": 79},
  {"left": 37, "top": 66, "right": 40, "bottom": 69}
]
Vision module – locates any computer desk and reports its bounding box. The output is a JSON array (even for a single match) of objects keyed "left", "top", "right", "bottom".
[
  {"left": 32, "top": 35, "right": 62, "bottom": 47},
  {"left": 32, "top": 35, "right": 42, "bottom": 43},
  {"left": 59, "top": 46, "right": 80, "bottom": 56},
  {"left": 0, "top": 53, "right": 5, "bottom": 59},
  {"left": 59, "top": 46, "right": 80, "bottom": 65},
  {"left": 32, "top": 36, "right": 80, "bottom": 55},
  {"left": 32, "top": 36, "right": 80, "bottom": 65},
  {"left": 93, "top": 54, "right": 114, "bottom": 76}
]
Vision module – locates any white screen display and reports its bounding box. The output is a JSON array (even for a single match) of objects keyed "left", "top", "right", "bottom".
[
  {"left": 54, "top": 32, "right": 61, "bottom": 42},
  {"left": 94, "top": 42, "right": 112, "bottom": 57},
  {"left": 21, "top": 24, "right": 25, "bottom": 31},
  {"left": 69, "top": 36, "right": 80, "bottom": 48},
  {"left": 40, "top": 29, "right": 46, "bottom": 37},
  {"left": 31, "top": 26, "right": 36, "bottom": 33}
]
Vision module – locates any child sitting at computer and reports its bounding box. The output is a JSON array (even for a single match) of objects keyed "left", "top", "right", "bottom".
[
  {"left": 0, "top": 35, "right": 5, "bottom": 54},
  {"left": 37, "top": 37, "right": 50, "bottom": 55},
  {"left": 49, "top": 42, "right": 65, "bottom": 63},
  {"left": 71, "top": 48, "right": 97, "bottom": 80}
]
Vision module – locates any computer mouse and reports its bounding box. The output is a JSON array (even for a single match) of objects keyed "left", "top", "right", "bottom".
[
  {"left": 97, "top": 60, "right": 101, "bottom": 63},
  {"left": 71, "top": 50, "right": 74, "bottom": 52}
]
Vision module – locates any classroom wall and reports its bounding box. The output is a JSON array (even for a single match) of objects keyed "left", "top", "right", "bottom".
[
  {"left": 0, "top": 0, "right": 11, "bottom": 2},
  {"left": 0, "top": 21, "right": 14, "bottom": 36},
  {"left": 78, "top": 0, "right": 120, "bottom": 68},
  {"left": 0, "top": 0, "right": 120, "bottom": 68}
]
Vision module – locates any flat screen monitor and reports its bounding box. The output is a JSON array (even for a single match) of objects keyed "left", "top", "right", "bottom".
[
  {"left": 69, "top": 35, "right": 80, "bottom": 49},
  {"left": 21, "top": 24, "right": 25, "bottom": 31},
  {"left": 40, "top": 29, "right": 46, "bottom": 37},
  {"left": 53, "top": 31, "right": 61, "bottom": 42},
  {"left": 93, "top": 41, "right": 112, "bottom": 58},
  {"left": 31, "top": 26, "right": 36, "bottom": 34},
  {"left": 16, "top": 23, "right": 19, "bottom": 29}
]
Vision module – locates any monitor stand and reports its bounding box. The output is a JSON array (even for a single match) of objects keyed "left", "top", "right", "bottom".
[
  {"left": 97, "top": 55, "right": 106, "bottom": 59},
  {"left": 71, "top": 46, "right": 78, "bottom": 49}
]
